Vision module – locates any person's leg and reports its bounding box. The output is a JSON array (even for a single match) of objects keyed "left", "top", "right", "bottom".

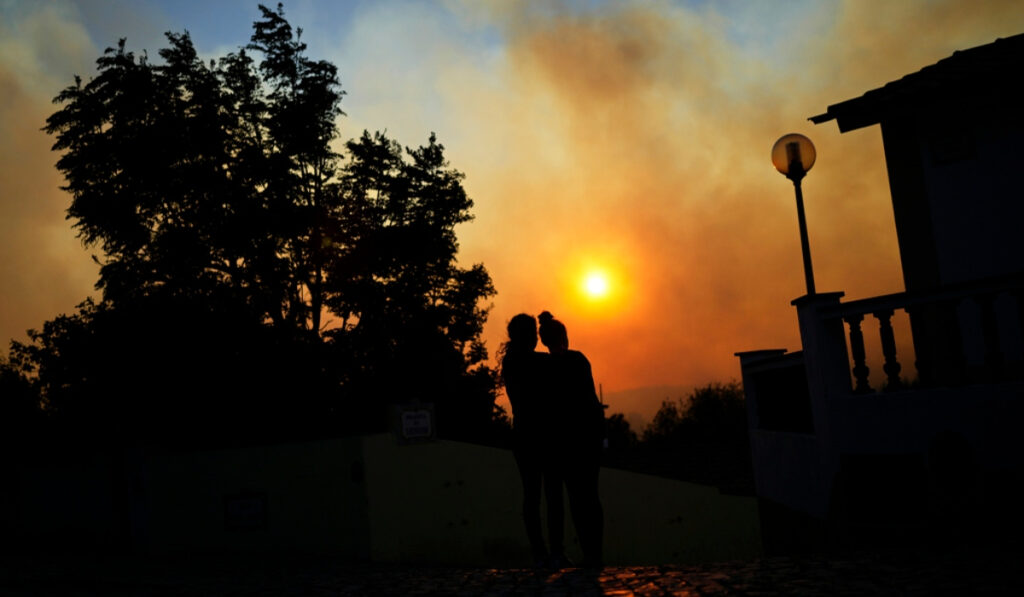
[
  {"left": 543, "top": 463, "right": 566, "bottom": 563},
  {"left": 565, "top": 447, "right": 603, "bottom": 567},
  {"left": 514, "top": 447, "right": 547, "bottom": 563},
  {"left": 584, "top": 456, "right": 604, "bottom": 566}
]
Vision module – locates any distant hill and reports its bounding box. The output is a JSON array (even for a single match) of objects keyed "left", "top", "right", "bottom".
[{"left": 603, "top": 384, "right": 693, "bottom": 433}]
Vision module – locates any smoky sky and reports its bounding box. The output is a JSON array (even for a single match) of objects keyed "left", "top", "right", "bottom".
[{"left": 2, "top": 0, "right": 1022, "bottom": 424}]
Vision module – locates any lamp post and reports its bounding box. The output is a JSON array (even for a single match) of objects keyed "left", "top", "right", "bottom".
[{"left": 772, "top": 133, "right": 817, "bottom": 296}]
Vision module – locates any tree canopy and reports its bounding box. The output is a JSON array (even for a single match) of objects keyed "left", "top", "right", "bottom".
[
  {"left": 600, "top": 382, "right": 752, "bottom": 493},
  {"left": 2, "top": 3, "right": 500, "bottom": 446}
]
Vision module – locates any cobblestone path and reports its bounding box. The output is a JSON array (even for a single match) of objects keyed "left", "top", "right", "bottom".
[{"left": 2, "top": 547, "right": 1020, "bottom": 596}]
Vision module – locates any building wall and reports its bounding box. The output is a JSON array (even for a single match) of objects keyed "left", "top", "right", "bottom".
[
  {"left": 361, "top": 433, "right": 761, "bottom": 566},
  {"left": 920, "top": 111, "right": 1024, "bottom": 286},
  {"left": 144, "top": 436, "right": 372, "bottom": 557},
  {"left": 6, "top": 433, "right": 761, "bottom": 566},
  {"left": 882, "top": 103, "right": 1024, "bottom": 293}
]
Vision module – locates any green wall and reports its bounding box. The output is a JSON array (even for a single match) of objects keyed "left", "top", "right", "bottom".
[
  {"left": 10, "top": 433, "right": 760, "bottom": 566},
  {"left": 361, "top": 434, "right": 760, "bottom": 566}
]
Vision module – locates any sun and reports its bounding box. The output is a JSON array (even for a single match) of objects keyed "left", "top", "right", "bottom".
[{"left": 582, "top": 270, "right": 611, "bottom": 299}]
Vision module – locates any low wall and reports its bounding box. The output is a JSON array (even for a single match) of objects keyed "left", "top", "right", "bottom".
[
  {"left": 362, "top": 434, "right": 760, "bottom": 565},
  {"left": 6, "top": 434, "right": 761, "bottom": 566},
  {"left": 145, "top": 436, "right": 371, "bottom": 557}
]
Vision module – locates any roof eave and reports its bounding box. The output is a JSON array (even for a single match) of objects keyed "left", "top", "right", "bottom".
[{"left": 808, "top": 109, "right": 879, "bottom": 133}]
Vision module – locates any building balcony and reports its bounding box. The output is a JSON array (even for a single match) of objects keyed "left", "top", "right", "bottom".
[{"left": 736, "top": 273, "right": 1024, "bottom": 543}]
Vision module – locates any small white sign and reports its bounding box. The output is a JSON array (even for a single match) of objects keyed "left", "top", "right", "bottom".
[{"left": 402, "top": 409, "right": 433, "bottom": 439}]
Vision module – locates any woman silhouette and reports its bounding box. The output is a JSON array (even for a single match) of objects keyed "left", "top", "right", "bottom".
[
  {"left": 538, "top": 311, "right": 605, "bottom": 568},
  {"left": 499, "top": 313, "right": 567, "bottom": 567}
]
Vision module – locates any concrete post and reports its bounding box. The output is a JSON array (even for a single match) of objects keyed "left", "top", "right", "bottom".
[
  {"left": 791, "top": 292, "right": 849, "bottom": 517},
  {"left": 734, "top": 349, "right": 789, "bottom": 431}
]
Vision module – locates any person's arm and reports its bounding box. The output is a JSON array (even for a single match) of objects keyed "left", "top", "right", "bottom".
[
  {"left": 576, "top": 353, "right": 600, "bottom": 407},
  {"left": 502, "top": 358, "right": 521, "bottom": 415},
  {"left": 574, "top": 353, "right": 605, "bottom": 444}
]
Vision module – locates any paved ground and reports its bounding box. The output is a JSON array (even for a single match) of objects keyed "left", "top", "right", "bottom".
[{"left": 2, "top": 547, "right": 1021, "bottom": 596}]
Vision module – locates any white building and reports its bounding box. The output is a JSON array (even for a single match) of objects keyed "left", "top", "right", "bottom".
[{"left": 737, "top": 32, "right": 1024, "bottom": 552}]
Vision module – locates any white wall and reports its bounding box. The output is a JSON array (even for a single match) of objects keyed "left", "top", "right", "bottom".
[{"left": 9, "top": 433, "right": 762, "bottom": 566}]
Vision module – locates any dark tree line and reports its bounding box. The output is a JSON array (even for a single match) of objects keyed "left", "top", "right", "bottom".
[
  {"left": 603, "top": 382, "right": 753, "bottom": 493},
  {"left": 0, "top": 4, "right": 502, "bottom": 448}
]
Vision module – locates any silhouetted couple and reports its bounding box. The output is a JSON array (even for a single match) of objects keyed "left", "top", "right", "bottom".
[{"left": 500, "top": 311, "right": 605, "bottom": 568}]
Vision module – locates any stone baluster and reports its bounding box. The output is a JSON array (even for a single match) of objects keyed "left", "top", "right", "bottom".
[
  {"left": 941, "top": 297, "right": 969, "bottom": 386},
  {"left": 874, "top": 309, "right": 903, "bottom": 390},
  {"left": 1017, "top": 289, "right": 1024, "bottom": 352},
  {"left": 904, "top": 305, "right": 931, "bottom": 387},
  {"left": 844, "top": 313, "right": 872, "bottom": 393},
  {"left": 1014, "top": 288, "right": 1024, "bottom": 380},
  {"left": 977, "top": 293, "right": 1003, "bottom": 381}
]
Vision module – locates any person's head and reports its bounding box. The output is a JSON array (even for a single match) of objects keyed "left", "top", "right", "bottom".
[
  {"left": 538, "top": 311, "right": 569, "bottom": 353},
  {"left": 505, "top": 313, "right": 538, "bottom": 352}
]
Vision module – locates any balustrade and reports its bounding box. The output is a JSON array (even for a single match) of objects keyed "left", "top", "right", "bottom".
[
  {"left": 875, "top": 309, "right": 903, "bottom": 391},
  {"left": 977, "top": 292, "right": 1003, "bottom": 380},
  {"left": 843, "top": 313, "right": 871, "bottom": 393},
  {"left": 826, "top": 274, "right": 1024, "bottom": 395}
]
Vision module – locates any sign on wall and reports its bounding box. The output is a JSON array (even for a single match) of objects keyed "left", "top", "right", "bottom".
[{"left": 393, "top": 403, "right": 435, "bottom": 444}]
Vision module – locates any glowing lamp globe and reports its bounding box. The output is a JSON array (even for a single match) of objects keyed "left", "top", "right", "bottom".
[
  {"left": 771, "top": 132, "right": 818, "bottom": 295},
  {"left": 771, "top": 133, "right": 816, "bottom": 181}
]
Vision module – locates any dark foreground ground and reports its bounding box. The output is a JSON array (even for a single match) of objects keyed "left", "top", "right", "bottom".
[{"left": 2, "top": 547, "right": 1021, "bottom": 596}]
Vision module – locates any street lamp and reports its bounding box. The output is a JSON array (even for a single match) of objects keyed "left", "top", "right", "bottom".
[{"left": 772, "top": 133, "right": 817, "bottom": 296}]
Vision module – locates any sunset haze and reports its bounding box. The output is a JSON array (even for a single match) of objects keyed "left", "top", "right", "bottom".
[{"left": 3, "top": 0, "right": 1023, "bottom": 428}]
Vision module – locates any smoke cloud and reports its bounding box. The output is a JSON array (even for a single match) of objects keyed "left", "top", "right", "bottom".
[
  {"left": 435, "top": 0, "right": 1024, "bottom": 422},
  {"left": 2, "top": 0, "right": 1022, "bottom": 425},
  {"left": 0, "top": 3, "right": 98, "bottom": 350}
]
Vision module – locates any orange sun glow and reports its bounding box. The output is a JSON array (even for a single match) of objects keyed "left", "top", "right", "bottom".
[{"left": 582, "top": 270, "right": 611, "bottom": 299}]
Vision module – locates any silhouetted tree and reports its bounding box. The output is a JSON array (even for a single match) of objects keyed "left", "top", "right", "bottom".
[
  {"left": 331, "top": 132, "right": 480, "bottom": 325},
  {"left": 6, "top": 296, "right": 333, "bottom": 444},
  {"left": 0, "top": 353, "right": 42, "bottom": 446},
  {"left": 326, "top": 131, "right": 496, "bottom": 436},
  {"left": 642, "top": 397, "right": 686, "bottom": 447},
  {"left": 43, "top": 5, "right": 345, "bottom": 333},
  {"left": 685, "top": 381, "right": 747, "bottom": 439},
  {"left": 7, "top": 3, "right": 498, "bottom": 445},
  {"left": 604, "top": 413, "right": 638, "bottom": 452},
  {"left": 641, "top": 381, "right": 746, "bottom": 447},
  {"left": 634, "top": 382, "right": 752, "bottom": 492}
]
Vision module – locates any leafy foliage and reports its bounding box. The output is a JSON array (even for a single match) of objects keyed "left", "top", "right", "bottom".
[
  {"left": 2, "top": 3, "right": 500, "bottom": 445},
  {"left": 43, "top": 5, "right": 346, "bottom": 331},
  {"left": 642, "top": 381, "right": 747, "bottom": 447},
  {"left": 605, "top": 382, "right": 753, "bottom": 493},
  {"left": 604, "top": 412, "right": 638, "bottom": 452}
]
